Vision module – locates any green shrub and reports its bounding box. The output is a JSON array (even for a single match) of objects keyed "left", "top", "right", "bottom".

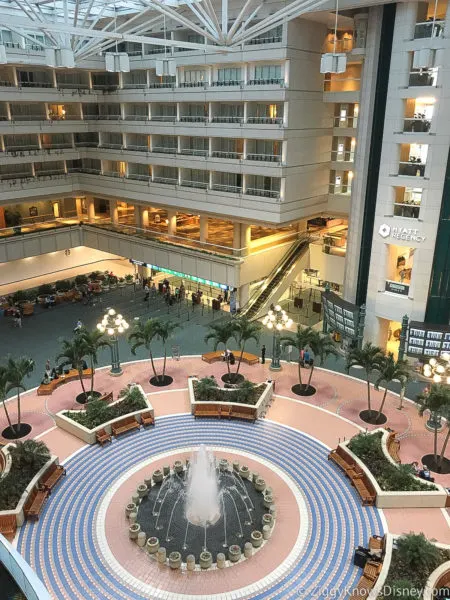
[
  {"left": 12, "top": 290, "right": 27, "bottom": 304},
  {"left": 55, "top": 279, "right": 71, "bottom": 292},
  {"left": 125, "top": 274, "right": 134, "bottom": 282},
  {"left": 348, "top": 432, "right": 436, "bottom": 492},
  {"left": 37, "top": 283, "right": 54, "bottom": 296},
  {"left": 75, "top": 274, "right": 88, "bottom": 286},
  {"left": 193, "top": 378, "right": 263, "bottom": 406},
  {"left": 64, "top": 385, "right": 147, "bottom": 429},
  {"left": 25, "top": 289, "right": 37, "bottom": 302},
  {"left": 0, "top": 440, "right": 51, "bottom": 511}
]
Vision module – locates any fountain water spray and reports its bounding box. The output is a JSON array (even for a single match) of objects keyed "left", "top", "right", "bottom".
[{"left": 185, "top": 445, "right": 221, "bottom": 526}]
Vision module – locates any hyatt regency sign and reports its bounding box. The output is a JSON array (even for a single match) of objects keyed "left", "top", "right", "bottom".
[{"left": 378, "top": 223, "right": 426, "bottom": 243}]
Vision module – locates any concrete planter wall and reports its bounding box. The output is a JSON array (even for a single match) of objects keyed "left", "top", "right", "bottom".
[
  {"left": 0, "top": 443, "right": 14, "bottom": 479},
  {"left": 340, "top": 429, "right": 448, "bottom": 508},
  {"left": 188, "top": 377, "right": 273, "bottom": 420},
  {"left": 423, "top": 556, "right": 450, "bottom": 600},
  {"left": 0, "top": 456, "right": 58, "bottom": 527},
  {"left": 54, "top": 384, "right": 154, "bottom": 445}
]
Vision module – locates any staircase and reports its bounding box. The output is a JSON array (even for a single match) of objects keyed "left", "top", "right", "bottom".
[{"left": 240, "top": 234, "right": 311, "bottom": 320}]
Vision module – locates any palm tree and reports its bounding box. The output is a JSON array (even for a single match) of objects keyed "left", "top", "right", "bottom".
[
  {"left": 374, "top": 353, "right": 411, "bottom": 422},
  {"left": 0, "top": 365, "right": 14, "bottom": 434},
  {"left": 204, "top": 320, "right": 238, "bottom": 375},
  {"left": 417, "top": 383, "right": 450, "bottom": 467},
  {"left": 438, "top": 402, "right": 450, "bottom": 471},
  {"left": 5, "top": 356, "right": 35, "bottom": 433},
  {"left": 280, "top": 326, "right": 316, "bottom": 391},
  {"left": 79, "top": 329, "right": 111, "bottom": 395},
  {"left": 345, "top": 342, "right": 384, "bottom": 419},
  {"left": 56, "top": 338, "right": 89, "bottom": 399},
  {"left": 233, "top": 317, "right": 262, "bottom": 378},
  {"left": 395, "top": 533, "right": 441, "bottom": 581},
  {"left": 155, "top": 320, "right": 180, "bottom": 383},
  {"left": 128, "top": 318, "right": 160, "bottom": 381},
  {"left": 305, "top": 331, "right": 338, "bottom": 391}
]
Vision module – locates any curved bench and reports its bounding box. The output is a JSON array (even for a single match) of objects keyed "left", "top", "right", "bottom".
[
  {"left": 328, "top": 445, "right": 376, "bottom": 506},
  {"left": 201, "top": 350, "right": 259, "bottom": 365},
  {"left": 386, "top": 431, "right": 401, "bottom": 464},
  {"left": 37, "top": 368, "right": 93, "bottom": 396}
]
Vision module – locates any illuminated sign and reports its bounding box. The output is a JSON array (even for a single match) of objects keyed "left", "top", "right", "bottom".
[
  {"left": 321, "top": 290, "right": 360, "bottom": 340},
  {"left": 407, "top": 321, "right": 450, "bottom": 358},
  {"left": 378, "top": 223, "right": 426, "bottom": 243},
  {"left": 129, "top": 259, "right": 228, "bottom": 290}
]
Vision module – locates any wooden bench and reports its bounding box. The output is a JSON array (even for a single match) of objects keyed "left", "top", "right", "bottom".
[
  {"left": 230, "top": 405, "right": 256, "bottom": 421},
  {"left": 0, "top": 515, "right": 17, "bottom": 542},
  {"left": 363, "top": 560, "right": 382, "bottom": 582},
  {"left": 201, "top": 350, "right": 259, "bottom": 365},
  {"left": 329, "top": 446, "right": 376, "bottom": 506},
  {"left": 111, "top": 416, "right": 140, "bottom": 437},
  {"left": 369, "top": 535, "right": 384, "bottom": 552},
  {"left": 194, "top": 404, "right": 222, "bottom": 418},
  {"left": 37, "top": 368, "right": 93, "bottom": 396},
  {"left": 353, "top": 477, "right": 376, "bottom": 506},
  {"left": 350, "top": 575, "right": 375, "bottom": 598},
  {"left": 99, "top": 391, "right": 114, "bottom": 404},
  {"left": 40, "top": 464, "right": 66, "bottom": 492},
  {"left": 24, "top": 488, "right": 49, "bottom": 521},
  {"left": 96, "top": 428, "right": 112, "bottom": 446},
  {"left": 386, "top": 431, "right": 401, "bottom": 464},
  {"left": 141, "top": 412, "right": 155, "bottom": 427},
  {"left": 328, "top": 447, "right": 355, "bottom": 473}
]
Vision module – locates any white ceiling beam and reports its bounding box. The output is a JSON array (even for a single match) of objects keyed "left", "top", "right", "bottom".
[
  {"left": 184, "top": 1, "right": 218, "bottom": 39},
  {"left": 226, "top": 0, "right": 256, "bottom": 43},
  {"left": 201, "top": 0, "right": 225, "bottom": 43}
]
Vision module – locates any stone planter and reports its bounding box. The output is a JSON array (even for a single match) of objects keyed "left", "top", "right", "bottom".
[
  {"left": 101, "top": 284, "right": 110, "bottom": 292},
  {"left": 217, "top": 553, "right": 226, "bottom": 569},
  {"left": 186, "top": 555, "right": 196, "bottom": 571},
  {"left": 157, "top": 547, "right": 167, "bottom": 564},
  {"left": 125, "top": 279, "right": 134, "bottom": 286},
  {"left": 244, "top": 542, "right": 253, "bottom": 558},
  {"left": 163, "top": 465, "right": 170, "bottom": 476},
  {"left": 219, "top": 459, "right": 229, "bottom": 472},
  {"left": 173, "top": 460, "right": 184, "bottom": 474},
  {"left": 233, "top": 461, "right": 240, "bottom": 472},
  {"left": 146, "top": 537, "right": 159, "bottom": 554},
  {"left": 153, "top": 469, "right": 164, "bottom": 483},
  {"left": 137, "top": 531, "right": 147, "bottom": 547},
  {"left": 126, "top": 502, "right": 137, "bottom": 517},
  {"left": 144, "top": 476, "right": 153, "bottom": 487},
  {"left": 269, "top": 505, "right": 276, "bottom": 517},
  {"left": 262, "top": 525, "right": 271, "bottom": 540},
  {"left": 118, "top": 282, "right": 126, "bottom": 289},
  {"left": 264, "top": 494, "right": 274, "bottom": 509},
  {"left": 129, "top": 512, "right": 137, "bottom": 524},
  {"left": 200, "top": 551, "right": 212, "bottom": 570},
  {"left": 228, "top": 545, "right": 241, "bottom": 563},
  {"left": 252, "top": 472, "right": 259, "bottom": 483},
  {"left": 129, "top": 523, "right": 141, "bottom": 540},
  {"left": 239, "top": 465, "right": 250, "bottom": 479},
  {"left": 254, "top": 478, "right": 266, "bottom": 492},
  {"left": 137, "top": 484, "right": 148, "bottom": 498},
  {"left": 262, "top": 514, "right": 274, "bottom": 528},
  {"left": 169, "top": 551, "right": 182, "bottom": 569},
  {"left": 251, "top": 530, "right": 263, "bottom": 548}
]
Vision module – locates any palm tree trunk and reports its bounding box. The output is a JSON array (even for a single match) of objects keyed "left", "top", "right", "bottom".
[
  {"left": 306, "top": 365, "right": 315, "bottom": 390},
  {"left": 236, "top": 343, "right": 246, "bottom": 377},
  {"left": 298, "top": 360, "right": 303, "bottom": 388},
  {"left": 376, "top": 388, "right": 388, "bottom": 422},
  {"left": 398, "top": 386, "right": 405, "bottom": 410},
  {"left": 160, "top": 348, "right": 167, "bottom": 382},
  {"left": 224, "top": 343, "right": 230, "bottom": 374},
  {"left": 439, "top": 427, "right": 450, "bottom": 470},
  {"left": 79, "top": 369, "right": 87, "bottom": 398},
  {"left": 2, "top": 400, "right": 14, "bottom": 432},
  {"left": 149, "top": 349, "right": 158, "bottom": 381},
  {"left": 16, "top": 389, "right": 21, "bottom": 428},
  {"left": 433, "top": 423, "right": 438, "bottom": 465},
  {"left": 89, "top": 356, "right": 94, "bottom": 395},
  {"left": 367, "top": 380, "right": 372, "bottom": 416}
]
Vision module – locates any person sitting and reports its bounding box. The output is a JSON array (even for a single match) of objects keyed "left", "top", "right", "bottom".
[
  {"left": 222, "top": 349, "right": 230, "bottom": 362},
  {"left": 44, "top": 295, "right": 52, "bottom": 309},
  {"left": 74, "top": 319, "right": 83, "bottom": 332},
  {"left": 50, "top": 367, "right": 59, "bottom": 380},
  {"left": 418, "top": 465, "right": 434, "bottom": 482},
  {"left": 303, "top": 349, "right": 311, "bottom": 367},
  {"left": 42, "top": 372, "right": 50, "bottom": 385},
  {"left": 229, "top": 352, "right": 236, "bottom": 366}
]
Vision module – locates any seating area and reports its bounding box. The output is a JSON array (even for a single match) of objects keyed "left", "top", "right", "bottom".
[
  {"left": 0, "top": 515, "right": 17, "bottom": 542},
  {"left": 40, "top": 464, "right": 66, "bottom": 492},
  {"left": 201, "top": 350, "right": 259, "bottom": 365},
  {"left": 37, "top": 368, "right": 93, "bottom": 396},
  {"left": 328, "top": 446, "right": 376, "bottom": 506},
  {"left": 141, "top": 411, "right": 155, "bottom": 426},
  {"left": 96, "top": 428, "right": 112, "bottom": 446},
  {"left": 111, "top": 416, "right": 140, "bottom": 437},
  {"left": 386, "top": 431, "right": 401, "bottom": 464},
  {"left": 194, "top": 402, "right": 256, "bottom": 421},
  {"left": 24, "top": 488, "right": 49, "bottom": 521}
]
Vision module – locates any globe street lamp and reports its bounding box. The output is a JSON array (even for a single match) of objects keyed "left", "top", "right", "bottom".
[
  {"left": 97, "top": 308, "right": 129, "bottom": 376},
  {"left": 422, "top": 353, "right": 450, "bottom": 430},
  {"left": 262, "top": 305, "right": 293, "bottom": 371}
]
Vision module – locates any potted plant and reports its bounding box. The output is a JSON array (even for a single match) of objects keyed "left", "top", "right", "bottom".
[
  {"left": 101, "top": 276, "right": 110, "bottom": 291},
  {"left": 5, "top": 209, "right": 22, "bottom": 235},
  {"left": 109, "top": 275, "right": 118, "bottom": 289},
  {"left": 37, "top": 283, "right": 54, "bottom": 304},
  {"left": 118, "top": 277, "right": 126, "bottom": 288},
  {"left": 125, "top": 274, "right": 134, "bottom": 286},
  {"left": 75, "top": 274, "right": 89, "bottom": 287},
  {"left": 12, "top": 290, "right": 27, "bottom": 305},
  {"left": 55, "top": 280, "right": 71, "bottom": 297}
]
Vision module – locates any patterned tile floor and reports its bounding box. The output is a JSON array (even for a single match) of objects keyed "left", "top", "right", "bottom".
[{"left": 6, "top": 356, "right": 450, "bottom": 599}]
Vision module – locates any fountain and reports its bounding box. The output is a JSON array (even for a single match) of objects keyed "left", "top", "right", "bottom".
[{"left": 131, "top": 446, "right": 275, "bottom": 567}]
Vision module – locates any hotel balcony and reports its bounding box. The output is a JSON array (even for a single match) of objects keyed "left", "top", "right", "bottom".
[{"left": 408, "top": 68, "right": 438, "bottom": 87}]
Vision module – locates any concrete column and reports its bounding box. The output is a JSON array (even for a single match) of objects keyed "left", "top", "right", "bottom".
[
  {"left": 240, "top": 224, "right": 251, "bottom": 250},
  {"left": 199, "top": 215, "right": 208, "bottom": 242},
  {"left": 110, "top": 199, "right": 119, "bottom": 224},
  {"left": 0, "top": 207, "right": 6, "bottom": 229},
  {"left": 239, "top": 283, "right": 249, "bottom": 307},
  {"left": 51, "top": 69, "right": 57, "bottom": 88},
  {"left": 75, "top": 197, "right": 83, "bottom": 219},
  {"left": 167, "top": 210, "right": 177, "bottom": 236},
  {"left": 233, "top": 223, "right": 241, "bottom": 248},
  {"left": 52, "top": 201, "right": 60, "bottom": 218},
  {"left": 141, "top": 207, "right": 149, "bottom": 228},
  {"left": 134, "top": 206, "right": 141, "bottom": 228},
  {"left": 87, "top": 197, "right": 95, "bottom": 222}
]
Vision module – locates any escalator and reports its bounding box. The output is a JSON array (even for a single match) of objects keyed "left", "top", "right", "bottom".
[{"left": 240, "top": 234, "right": 311, "bottom": 320}]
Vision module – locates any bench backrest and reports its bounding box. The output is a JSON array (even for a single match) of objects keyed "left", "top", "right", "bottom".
[
  {"left": 100, "top": 392, "right": 114, "bottom": 404},
  {"left": 24, "top": 488, "right": 38, "bottom": 510},
  {"left": 0, "top": 514, "right": 16, "bottom": 527}
]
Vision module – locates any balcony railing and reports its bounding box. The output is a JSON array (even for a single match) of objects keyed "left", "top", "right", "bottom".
[
  {"left": 403, "top": 118, "right": 431, "bottom": 133},
  {"left": 41, "top": 144, "right": 73, "bottom": 149},
  {"left": 331, "top": 150, "right": 355, "bottom": 162},
  {"left": 211, "top": 80, "right": 243, "bottom": 87},
  {"left": 393, "top": 203, "right": 420, "bottom": 218},
  {"left": 328, "top": 183, "right": 352, "bottom": 195},
  {"left": 36, "top": 169, "right": 66, "bottom": 177},
  {"left": 99, "top": 143, "right": 123, "bottom": 150},
  {"left": 150, "top": 115, "right": 177, "bottom": 122},
  {"left": 180, "top": 179, "right": 208, "bottom": 189},
  {"left": 97, "top": 114, "right": 121, "bottom": 121},
  {"left": 246, "top": 36, "right": 282, "bottom": 45},
  {"left": 126, "top": 144, "right": 149, "bottom": 152},
  {"left": 101, "top": 170, "right": 122, "bottom": 178},
  {"left": 179, "top": 115, "right": 208, "bottom": 122},
  {"left": 124, "top": 115, "right": 149, "bottom": 121},
  {"left": 211, "top": 116, "right": 243, "bottom": 123},
  {"left": 398, "top": 161, "right": 426, "bottom": 176},
  {"left": 414, "top": 20, "right": 444, "bottom": 39},
  {"left": 18, "top": 81, "right": 53, "bottom": 88},
  {"left": 122, "top": 83, "right": 147, "bottom": 89},
  {"left": 153, "top": 176, "right": 178, "bottom": 185},
  {"left": 409, "top": 70, "right": 437, "bottom": 87},
  {"left": 127, "top": 173, "right": 152, "bottom": 182},
  {"left": 4, "top": 145, "right": 40, "bottom": 152},
  {"left": 152, "top": 146, "right": 177, "bottom": 154},
  {"left": 0, "top": 80, "right": 15, "bottom": 87},
  {"left": 247, "top": 78, "right": 285, "bottom": 86},
  {"left": 10, "top": 115, "right": 47, "bottom": 121},
  {"left": 179, "top": 148, "right": 208, "bottom": 157},
  {"left": 212, "top": 183, "right": 242, "bottom": 193},
  {"left": 246, "top": 153, "right": 281, "bottom": 163},
  {"left": 74, "top": 142, "right": 98, "bottom": 147},
  {"left": 180, "top": 81, "right": 207, "bottom": 88},
  {"left": 247, "top": 116, "right": 283, "bottom": 125},
  {"left": 333, "top": 116, "right": 358, "bottom": 128},
  {"left": 245, "top": 187, "right": 280, "bottom": 198},
  {"left": 148, "top": 82, "right": 175, "bottom": 89},
  {"left": 211, "top": 150, "right": 242, "bottom": 159}
]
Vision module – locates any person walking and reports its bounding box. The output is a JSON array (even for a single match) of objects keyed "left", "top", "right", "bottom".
[
  {"left": 261, "top": 345, "right": 266, "bottom": 364},
  {"left": 144, "top": 283, "right": 150, "bottom": 302}
]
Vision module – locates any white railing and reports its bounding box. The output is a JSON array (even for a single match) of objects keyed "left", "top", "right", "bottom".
[
  {"left": 333, "top": 116, "right": 358, "bottom": 128},
  {"left": 245, "top": 187, "right": 280, "bottom": 198},
  {"left": 212, "top": 183, "right": 242, "bottom": 193},
  {"left": 211, "top": 150, "right": 241, "bottom": 159},
  {"left": 414, "top": 20, "right": 444, "bottom": 39},
  {"left": 331, "top": 150, "right": 355, "bottom": 162},
  {"left": 152, "top": 146, "right": 177, "bottom": 154},
  {"left": 247, "top": 116, "right": 283, "bottom": 124},
  {"left": 246, "top": 153, "right": 281, "bottom": 163},
  {"left": 179, "top": 115, "right": 208, "bottom": 122},
  {"left": 211, "top": 116, "right": 243, "bottom": 123},
  {"left": 180, "top": 179, "right": 208, "bottom": 189},
  {"left": 179, "top": 148, "right": 208, "bottom": 157}
]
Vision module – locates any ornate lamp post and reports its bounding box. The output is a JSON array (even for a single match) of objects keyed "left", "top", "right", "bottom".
[
  {"left": 97, "top": 308, "right": 129, "bottom": 376},
  {"left": 262, "top": 305, "right": 293, "bottom": 371},
  {"left": 422, "top": 353, "right": 450, "bottom": 430}
]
